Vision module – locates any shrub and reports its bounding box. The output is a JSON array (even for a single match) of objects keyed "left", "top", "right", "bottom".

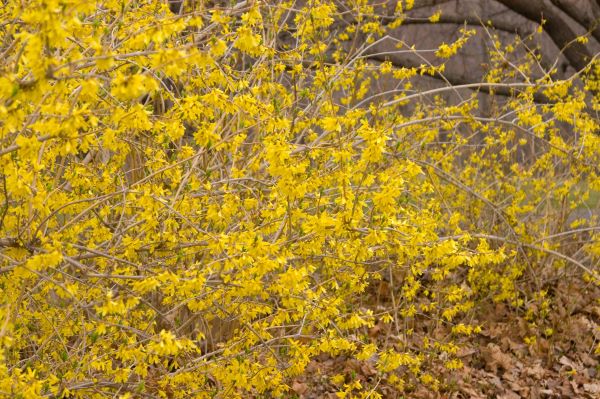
[{"left": 0, "top": 0, "right": 598, "bottom": 397}]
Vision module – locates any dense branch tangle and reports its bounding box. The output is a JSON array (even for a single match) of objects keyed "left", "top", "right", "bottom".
[{"left": 0, "top": 0, "right": 598, "bottom": 398}]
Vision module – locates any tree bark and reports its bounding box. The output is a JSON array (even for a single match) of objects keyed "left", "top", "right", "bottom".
[{"left": 496, "top": 0, "right": 594, "bottom": 71}]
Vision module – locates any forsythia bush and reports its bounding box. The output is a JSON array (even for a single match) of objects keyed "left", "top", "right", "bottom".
[{"left": 0, "top": 0, "right": 598, "bottom": 397}]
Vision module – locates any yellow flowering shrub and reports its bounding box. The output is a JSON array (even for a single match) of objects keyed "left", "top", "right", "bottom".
[{"left": 0, "top": 0, "right": 598, "bottom": 397}]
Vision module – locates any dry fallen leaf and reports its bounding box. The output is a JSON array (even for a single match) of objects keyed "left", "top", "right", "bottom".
[
  {"left": 484, "top": 343, "right": 513, "bottom": 374},
  {"left": 583, "top": 383, "right": 600, "bottom": 394},
  {"left": 579, "top": 352, "right": 596, "bottom": 367},
  {"left": 558, "top": 355, "right": 580, "bottom": 373},
  {"left": 368, "top": 323, "right": 382, "bottom": 337},
  {"left": 292, "top": 380, "right": 308, "bottom": 396},
  {"left": 458, "top": 347, "right": 477, "bottom": 358},
  {"left": 360, "top": 361, "right": 378, "bottom": 377},
  {"left": 525, "top": 362, "right": 546, "bottom": 379},
  {"left": 498, "top": 390, "right": 520, "bottom": 399}
]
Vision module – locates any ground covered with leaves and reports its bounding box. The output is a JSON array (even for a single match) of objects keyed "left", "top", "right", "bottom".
[{"left": 293, "top": 276, "right": 600, "bottom": 398}]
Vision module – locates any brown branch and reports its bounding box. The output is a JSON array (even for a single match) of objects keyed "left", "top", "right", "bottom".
[
  {"left": 402, "top": 15, "right": 533, "bottom": 37},
  {"left": 0, "top": 238, "right": 20, "bottom": 248},
  {"left": 0, "top": 134, "right": 53, "bottom": 157}
]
